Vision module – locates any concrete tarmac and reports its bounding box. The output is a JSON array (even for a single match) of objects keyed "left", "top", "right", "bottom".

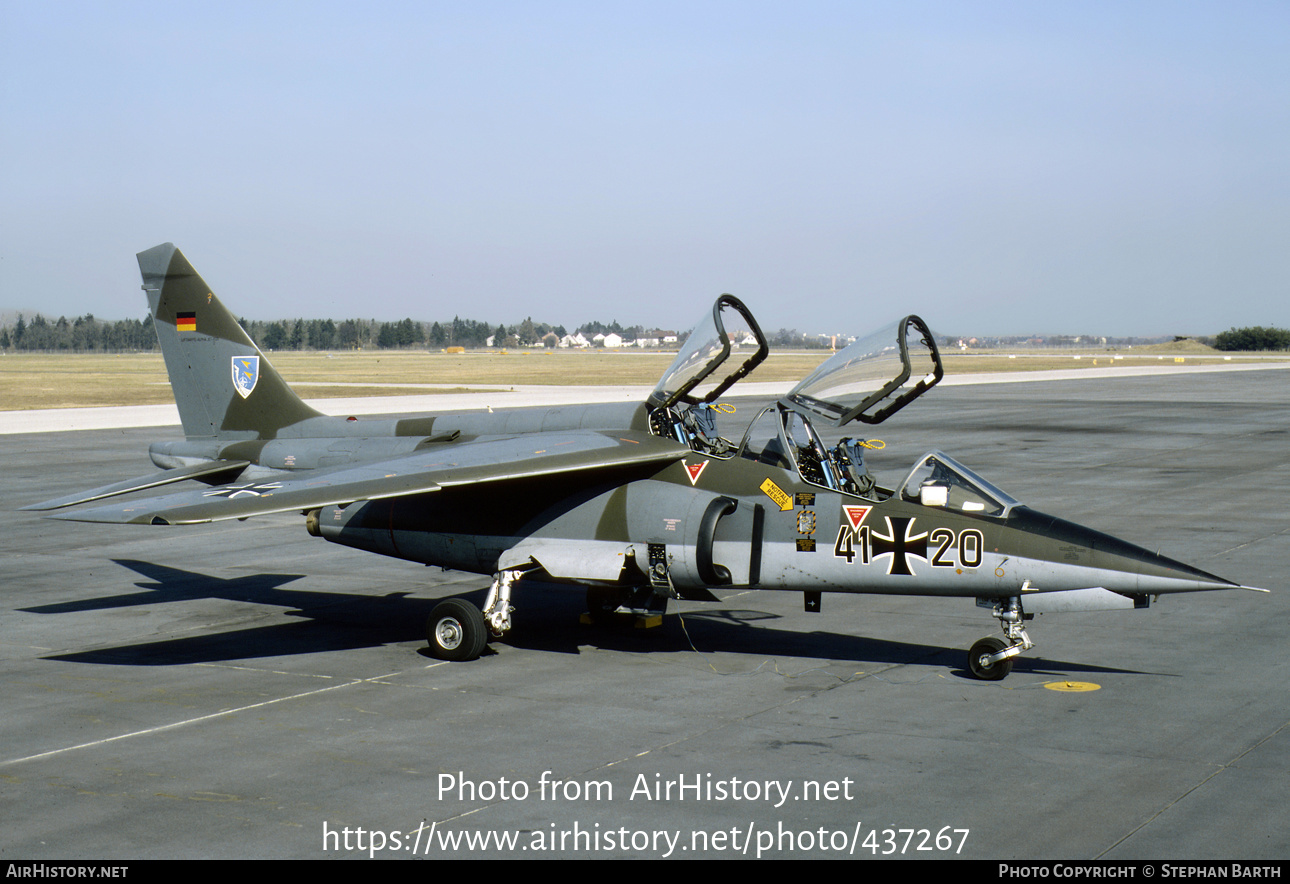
[{"left": 2, "top": 369, "right": 1286, "bottom": 860}]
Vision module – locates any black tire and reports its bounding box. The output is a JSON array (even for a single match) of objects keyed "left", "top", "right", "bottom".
[
  {"left": 968, "top": 636, "right": 1012, "bottom": 681},
  {"left": 427, "top": 598, "right": 488, "bottom": 661}
]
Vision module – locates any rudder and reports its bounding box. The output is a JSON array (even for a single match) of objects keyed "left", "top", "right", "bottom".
[{"left": 139, "top": 243, "right": 322, "bottom": 439}]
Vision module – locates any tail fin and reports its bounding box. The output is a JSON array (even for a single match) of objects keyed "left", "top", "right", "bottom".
[{"left": 139, "top": 243, "right": 322, "bottom": 439}]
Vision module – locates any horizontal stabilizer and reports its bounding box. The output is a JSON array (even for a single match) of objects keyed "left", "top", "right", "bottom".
[
  {"left": 21, "top": 460, "right": 250, "bottom": 511},
  {"left": 47, "top": 430, "right": 683, "bottom": 525},
  {"left": 53, "top": 468, "right": 446, "bottom": 525}
]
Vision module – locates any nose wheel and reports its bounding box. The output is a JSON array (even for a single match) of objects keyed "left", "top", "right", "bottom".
[{"left": 968, "top": 636, "right": 1013, "bottom": 680}]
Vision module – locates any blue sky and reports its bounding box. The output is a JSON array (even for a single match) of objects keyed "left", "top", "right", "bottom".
[{"left": 2, "top": 1, "right": 1287, "bottom": 336}]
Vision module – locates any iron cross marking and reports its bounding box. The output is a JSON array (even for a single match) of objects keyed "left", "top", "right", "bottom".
[
  {"left": 870, "top": 516, "right": 929, "bottom": 576},
  {"left": 202, "top": 482, "right": 283, "bottom": 500}
]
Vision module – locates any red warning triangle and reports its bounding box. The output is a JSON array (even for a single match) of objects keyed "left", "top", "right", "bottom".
[
  {"left": 843, "top": 505, "right": 872, "bottom": 530},
  {"left": 684, "top": 460, "right": 708, "bottom": 485}
]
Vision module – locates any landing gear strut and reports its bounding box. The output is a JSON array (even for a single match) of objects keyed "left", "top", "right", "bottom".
[
  {"left": 426, "top": 568, "right": 527, "bottom": 661},
  {"left": 482, "top": 568, "right": 523, "bottom": 635},
  {"left": 967, "top": 596, "right": 1034, "bottom": 681}
]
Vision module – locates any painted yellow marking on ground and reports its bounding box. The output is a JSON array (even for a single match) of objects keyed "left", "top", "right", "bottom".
[{"left": 1043, "top": 681, "right": 1101, "bottom": 692}]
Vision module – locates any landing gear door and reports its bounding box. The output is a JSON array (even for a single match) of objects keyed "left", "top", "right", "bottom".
[{"left": 781, "top": 315, "right": 943, "bottom": 427}]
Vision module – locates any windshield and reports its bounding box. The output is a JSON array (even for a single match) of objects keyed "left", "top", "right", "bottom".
[
  {"left": 783, "top": 315, "right": 942, "bottom": 426},
  {"left": 898, "top": 451, "right": 1020, "bottom": 517},
  {"left": 649, "top": 295, "right": 767, "bottom": 410}
]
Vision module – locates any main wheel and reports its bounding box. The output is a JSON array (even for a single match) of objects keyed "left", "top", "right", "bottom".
[
  {"left": 427, "top": 598, "right": 488, "bottom": 661},
  {"left": 968, "top": 636, "right": 1013, "bottom": 681}
]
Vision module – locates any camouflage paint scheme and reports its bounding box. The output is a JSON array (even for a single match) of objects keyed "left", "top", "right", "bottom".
[{"left": 24, "top": 244, "right": 1264, "bottom": 679}]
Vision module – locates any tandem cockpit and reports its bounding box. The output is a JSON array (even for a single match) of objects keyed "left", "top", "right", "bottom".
[{"left": 644, "top": 296, "right": 1021, "bottom": 515}]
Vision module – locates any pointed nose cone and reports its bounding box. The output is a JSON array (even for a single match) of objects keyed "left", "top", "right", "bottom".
[{"left": 1005, "top": 507, "right": 1240, "bottom": 594}]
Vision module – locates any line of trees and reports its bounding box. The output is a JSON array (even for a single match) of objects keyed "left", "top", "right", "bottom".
[
  {"left": 1212, "top": 326, "right": 1290, "bottom": 351},
  {"left": 0, "top": 313, "right": 571, "bottom": 353},
  {"left": 14, "top": 311, "right": 1282, "bottom": 354},
  {"left": 241, "top": 316, "right": 569, "bottom": 350},
  {"left": 0, "top": 314, "right": 157, "bottom": 351}
]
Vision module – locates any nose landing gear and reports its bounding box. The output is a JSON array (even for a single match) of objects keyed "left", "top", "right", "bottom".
[{"left": 968, "top": 596, "right": 1034, "bottom": 681}]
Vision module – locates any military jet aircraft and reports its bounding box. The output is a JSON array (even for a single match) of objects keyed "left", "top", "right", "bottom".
[{"left": 24, "top": 244, "right": 1263, "bottom": 679}]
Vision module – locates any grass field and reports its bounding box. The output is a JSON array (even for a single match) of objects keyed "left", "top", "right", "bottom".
[{"left": 0, "top": 347, "right": 1280, "bottom": 411}]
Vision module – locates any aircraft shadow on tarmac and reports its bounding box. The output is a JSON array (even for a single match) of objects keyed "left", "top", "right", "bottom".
[{"left": 27, "top": 560, "right": 1137, "bottom": 680}]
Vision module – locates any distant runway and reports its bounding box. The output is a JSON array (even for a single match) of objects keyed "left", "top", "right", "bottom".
[
  {"left": 3, "top": 360, "right": 1287, "bottom": 434},
  {"left": 2, "top": 368, "right": 1286, "bottom": 859}
]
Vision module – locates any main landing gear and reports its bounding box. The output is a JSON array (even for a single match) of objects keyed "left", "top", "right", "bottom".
[
  {"left": 967, "top": 596, "right": 1034, "bottom": 681},
  {"left": 425, "top": 568, "right": 524, "bottom": 662},
  {"left": 425, "top": 572, "right": 669, "bottom": 661}
]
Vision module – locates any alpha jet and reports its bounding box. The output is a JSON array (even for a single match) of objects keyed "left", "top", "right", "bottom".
[{"left": 25, "top": 244, "right": 1262, "bottom": 679}]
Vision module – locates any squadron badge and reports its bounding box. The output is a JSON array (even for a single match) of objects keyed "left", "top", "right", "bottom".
[{"left": 232, "top": 355, "right": 260, "bottom": 399}]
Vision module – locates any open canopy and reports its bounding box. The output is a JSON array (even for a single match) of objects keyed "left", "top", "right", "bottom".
[
  {"left": 648, "top": 295, "right": 768, "bottom": 410},
  {"left": 781, "top": 314, "right": 943, "bottom": 426}
]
